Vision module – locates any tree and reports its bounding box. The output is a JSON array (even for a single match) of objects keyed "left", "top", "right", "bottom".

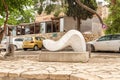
[
  {"left": 0, "top": 0, "right": 33, "bottom": 42},
  {"left": 74, "top": 0, "right": 104, "bottom": 28},
  {"left": 0, "top": 9, "right": 34, "bottom": 26},
  {"left": 105, "top": 0, "right": 120, "bottom": 34},
  {"left": 34, "top": 0, "right": 103, "bottom": 31},
  {"left": 66, "top": 0, "right": 98, "bottom": 31},
  {"left": 34, "top": 0, "right": 66, "bottom": 17}
]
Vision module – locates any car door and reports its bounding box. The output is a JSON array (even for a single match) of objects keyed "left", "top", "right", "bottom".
[
  {"left": 109, "top": 35, "right": 120, "bottom": 51},
  {"left": 14, "top": 38, "right": 23, "bottom": 49},
  {"left": 94, "top": 35, "right": 112, "bottom": 51},
  {"left": 35, "top": 37, "right": 42, "bottom": 48},
  {"left": 17, "top": 38, "right": 23, "bottom": 49},
  {"left": 23, "top": 37, "right": 33, "bottom": 48}
]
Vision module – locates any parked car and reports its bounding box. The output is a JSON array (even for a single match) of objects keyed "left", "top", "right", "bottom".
[
  {"left": 22, "top": 37, "right": 45, "bottom": 51},
  {"left": 1, "top": 37, "right": 24, "bottom": 51},
  {"left": 87, "top": 34, "right": 120, "bottom": 52}
]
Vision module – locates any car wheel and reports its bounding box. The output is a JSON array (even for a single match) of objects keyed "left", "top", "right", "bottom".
[
  {"left": 39, "top": 48, "right": 42, "bottom": 50},
  {"left": 33, "top": 45, "right": 39, "bottom": 51},
  {"left": 42, "top": 45, "right": 45, "bottom": 49},
  {"left": 14, "top": 45, "right": 17, "bottom": 51},
  {"left": 23, "top": 48, "right": 27, "bottom": 51},
  {"left": 91, "top": 45, "right": 95, "bottom": 52}
]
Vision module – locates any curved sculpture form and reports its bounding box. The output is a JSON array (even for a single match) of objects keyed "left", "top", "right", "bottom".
[{"left": 43, "top": 30, "right": 86, "bottom": 52}]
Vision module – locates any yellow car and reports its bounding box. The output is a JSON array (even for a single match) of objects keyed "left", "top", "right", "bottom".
[{"left": 23, "top": 37, "right": 45, "bottom": 51}]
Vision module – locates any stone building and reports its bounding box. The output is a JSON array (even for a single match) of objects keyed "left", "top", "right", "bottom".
[{"left": 34, "top": 14, "right": 102, "bottom": 35}]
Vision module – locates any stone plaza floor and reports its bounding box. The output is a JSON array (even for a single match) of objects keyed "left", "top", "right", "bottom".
[{"left": 0, "top": 51, "right": 120, "bottom": 80}]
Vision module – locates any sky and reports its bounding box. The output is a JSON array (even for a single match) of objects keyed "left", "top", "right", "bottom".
[{"left": 96, "top": 0, "right": 108, "bottom": 5}]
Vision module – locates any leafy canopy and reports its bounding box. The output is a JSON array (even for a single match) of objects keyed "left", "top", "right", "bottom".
[
  {"left": 0, "top": 0, "right": 34, "bottom": 26},
  {"left": 66, "top": 0, "right": 97, "bottom": 20},
  {"left": 34, "top": 0, "right": 97, "bottom": 19},
  {"left": 34, "top": 0, "right": 67, "bottom": 17},
  {"left": 105, "top": 0, "right": 120, "bottom": 34}
]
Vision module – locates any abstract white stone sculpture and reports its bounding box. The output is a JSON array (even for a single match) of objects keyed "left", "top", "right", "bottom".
[{"left": 43, "top": 30, "right": 86, "bottom": 52}]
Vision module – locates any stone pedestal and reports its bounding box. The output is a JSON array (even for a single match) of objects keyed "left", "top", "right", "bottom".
[{"left": 39, "top": 52, "right": 89, "bottom": 62}]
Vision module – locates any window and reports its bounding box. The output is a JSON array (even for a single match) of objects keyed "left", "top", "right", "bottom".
[
  {"left": 24, "top": 37, "right": 33, "bottom": 41},
  {"left": 111, "top": 35, "right": 120, "bottom": 40},
  {"left": 97, "top": 35, "right": 111, "bottom": 41},
  {"left": 35, "top": 37, "right": 41, "bottom": 40},
  {"left": 35, "top": 37, "right": 45, "bottom": 41},
  {"left": 15, "top": 38, "right": 23, "bottom": 41}
]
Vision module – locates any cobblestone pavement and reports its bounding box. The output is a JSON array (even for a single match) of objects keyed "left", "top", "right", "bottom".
[{"left": 0, "top": 51, "right": 120, "bottom": 80}]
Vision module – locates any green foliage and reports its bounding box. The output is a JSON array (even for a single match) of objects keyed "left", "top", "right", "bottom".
[
  {"left": 38, "top": 6, "right": 43, "bottom": 15},
  {"left": 18, "top": 9, "right": 34, "bottom": 23},
  {"left": 66, "top": 0, "right": 97, "bottom": 20},
  {"left": 0, "top": 18, "right": 4, "bottom": 26},
  {"left": 45, "top": 4, "right": 56, "bottom": 14},
  {"left": 0, "top": 0, "right": 33, "bottom": 15},
  {"left": 0, "top": 9, "right": 34, "bottom": 26},
  {"left": 105, "top": 0, "right": 120, "bottom": 34},
  {"left": 54, "top": 10, "right": 61, "bottom": 17},
  {"left": 34, "top": 0, "right": 44, "bottom": 12},
  {"left": 0, "top": 0, "right": 34, "bottom": 26},
  {"left": 34, "top": 0, "right": 67, "bottom": 17}
]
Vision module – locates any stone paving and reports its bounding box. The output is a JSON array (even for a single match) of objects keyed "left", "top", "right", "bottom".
[
  {"left": 0, "top": 51, "right": 120, "bottom": 80},
  {"left": 0, "top": 58, "right": 120, "bottom": 80}
]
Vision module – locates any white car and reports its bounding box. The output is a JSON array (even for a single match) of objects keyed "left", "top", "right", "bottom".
[
  {"left": 87, "top": 34, "right": 120, "bottom": 52},
  {"left": 1, "top": 37, "right": 24, "bottom": 51}
]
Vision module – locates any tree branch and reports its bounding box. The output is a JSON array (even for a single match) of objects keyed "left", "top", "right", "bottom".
[{"left": 75, "top": 0, "right": 104, "bottom": 25}]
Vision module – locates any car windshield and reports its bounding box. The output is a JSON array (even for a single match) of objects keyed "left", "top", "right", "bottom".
[
  {"left": 24, "top": 37, "right": 33, "bottom": 41},
  {"left": 97, "top": 35, "right": 111, "bottom": 41}
]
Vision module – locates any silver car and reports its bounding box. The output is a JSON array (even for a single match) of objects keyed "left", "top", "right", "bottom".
[
  {"left": 87, "top": 34, "right": 120, "bottom": 52},
  {"left": 1, "top": 37, "right": 24, "bottom": 51}
]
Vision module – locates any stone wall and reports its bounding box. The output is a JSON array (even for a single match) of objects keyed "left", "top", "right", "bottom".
[
  {"left": 14, "top": 32, "right": 65, "bottom": 41},
  {"left": 83, "top": 34, "right": 100, "bottom": 42},
  {"left": 14, "top": 32, "right": 100, "bottom": 42}
]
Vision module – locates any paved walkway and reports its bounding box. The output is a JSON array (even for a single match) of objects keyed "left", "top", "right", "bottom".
[
  {"left": 0, "top": 59, "right": 120, "bottom": 80},
  {"left": 0, "top": 51, "right": 120, "bottom": 80}
]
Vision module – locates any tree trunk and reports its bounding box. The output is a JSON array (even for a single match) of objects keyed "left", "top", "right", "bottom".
[
  {"left": 76, "top": 17, "right": 81, "bottom": 31},
  {"left": 0, "top": 0, "right": 10, "bottom": 57},
  {"left": 111, "top": 0, "right": 116, "bottom": 5},
  {"left": 75, "top": 0, "right": 104, "bottom": 25},
  {"left": 1, "top": 0, "right": 9, "bottom": 40}
]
